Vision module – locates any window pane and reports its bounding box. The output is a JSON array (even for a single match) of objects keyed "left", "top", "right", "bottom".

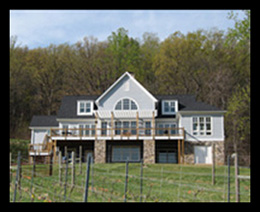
[
  {"left": 86, "top": 104, "right": 91, "bottom": 112},
  {"left": 164, "top": 102, "right": 169, "bottom": 112},
  {"left": 193, "top": 123, "right": 198, "bottom": 131},
  {"left": 131, "top": 100, "right": 137, "bottom": 110},
  {"left": 101, "top": 122, "right": 107, "bottom": 135},
  {"left": 200, "top": 123, "right": 204, "bottom": 130},
  {"left": 170, "top": 101, "right": 175, "bottom": 112},
  {"left": 131, "top": 121, "right": 136, "bottom": 135},
  {"left": 193, "top": 117, "right": 198, "bottom": 123},
  {"left": 145, "top": 122, "right": 151, "bottom": 135},
  {"left": 84, "top": 125, "right": 89, "bottom": 135},
  {"left": 206, "top": 117, "right": 211, "bottom": 123},
  {"left": 91, "top": 125, "right": 95, "bottom": 136},
  {"left": 123, "top": 99, "right": 130, "bottom": 110},
  {"left": 115, "top": 121, "right": 121, "bottom": 135},
  {"left": 199, "top": 117, "right": 204, "bottom": 123},
  {"left": 115, "top": 101, "right": 122, "bottom": 110},
  {"left": 158, "top": 124, "right": 164, "bottom": 135},
  {"left": 80, "top": 103, "right": 85, "bottom": 113},
  {"left": 206, "top": 123, "right": 211, "bottom": 130},
  {"left": 123, "top": 122, "right": 129, "bottom": 134}
]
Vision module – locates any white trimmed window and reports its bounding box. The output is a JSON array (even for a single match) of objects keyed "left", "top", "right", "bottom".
[
  {"left": 77, "top": 101, "right": 93, "bottom": 115},
  {"left": 162, "top": 100, "right": 178, "bottom": 115},
  {"left": 192, "top": 116, "right": 212, "bottom": 136},
  {"left": 114, "top": 98, "right": 138, "bottom": 110}
]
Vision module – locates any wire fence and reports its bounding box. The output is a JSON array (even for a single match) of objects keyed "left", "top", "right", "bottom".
[{"left": 9, "top": 151, "right": 251, "bottom": 202}]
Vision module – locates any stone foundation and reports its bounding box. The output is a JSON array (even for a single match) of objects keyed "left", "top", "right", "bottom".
[
  {"left": 184, "top": 141, "right": 224, "bottom": 165},
  {"left": 143, "top": 140, "right": 155, "bottom": 164},
  {"left": 94, "top": 140, "right": 106, "bottom": 163}
]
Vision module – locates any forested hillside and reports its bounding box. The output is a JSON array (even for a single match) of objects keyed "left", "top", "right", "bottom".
[{"left": 10, "top": 11, "right": 250, "bottom": 165}]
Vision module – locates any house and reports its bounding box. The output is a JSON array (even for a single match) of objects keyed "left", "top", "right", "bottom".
[{"left": 29, "top": 72, "right": 226, "bottom": 164}]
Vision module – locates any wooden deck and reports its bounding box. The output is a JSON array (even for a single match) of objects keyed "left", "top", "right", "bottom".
[{"left": 50, "top": 127, "right": 185, "bottom": 140}]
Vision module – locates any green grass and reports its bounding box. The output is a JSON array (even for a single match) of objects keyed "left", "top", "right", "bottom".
[{"left": 9, "top": 162, "right": 250, "bottom": 202}]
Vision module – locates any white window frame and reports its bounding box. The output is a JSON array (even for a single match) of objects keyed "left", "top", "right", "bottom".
[
  {"left": 162, "top": 100, "right": 178, "bottom": 115},
  {"left": 192, "top": 116, "right": 212, "bottom": 136},
  {"left": 114, "top": 97, "right": 139, "bottom": 111},
  {"left": 77, "top": 100, "right": 93, "bottom": 116}
]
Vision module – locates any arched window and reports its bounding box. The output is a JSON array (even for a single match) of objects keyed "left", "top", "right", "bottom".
[{"left": 115, "top": 98, "right": 138, "bottom": 110}]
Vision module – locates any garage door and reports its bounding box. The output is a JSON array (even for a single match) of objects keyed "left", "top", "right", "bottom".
[
  {"left": 112, "top": 146, "right": 141, "bottom": 162},
  {"left": 194, "top": 145, "right": 212, "bottom": 164}
]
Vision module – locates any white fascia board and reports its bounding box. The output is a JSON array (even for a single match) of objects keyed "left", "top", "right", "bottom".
[
  {"left": 56, "top": 118, "right": 96, "bottom": 122},
  {"left": 178, "top": 110, "right": 226, "bottom": 115},
  {"left": 95, "top": 72, "right": 157, "bottom": 105},
  {"left": 29, "top": 126, "right": 57, "bottom": 130}
]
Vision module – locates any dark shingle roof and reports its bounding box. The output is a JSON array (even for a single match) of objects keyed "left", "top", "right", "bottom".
[
  {"left": 29, "top": 115, "right": 59, "bottom": 127},
  {"left": 155, "top": 95, "right": 222, "bottom": 117},
  {"left": 57, "top": 95, "right": 99, "bottom": 119}
]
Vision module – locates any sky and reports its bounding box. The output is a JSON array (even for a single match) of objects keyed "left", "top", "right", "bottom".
[{"left": 10, "top": 10, "right": 246, "bottom": 49}]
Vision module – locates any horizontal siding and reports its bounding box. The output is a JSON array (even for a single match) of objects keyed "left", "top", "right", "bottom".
[
  {"left": 98, "top": 75, "right": 155, "bottom": 111},
  {"left": 180, "top": 114, "right": 224, "bottom": 141}
]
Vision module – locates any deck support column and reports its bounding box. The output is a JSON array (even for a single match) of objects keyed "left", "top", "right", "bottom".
[
  {"left": 143, "top": 140, "right": 155, "bottom": 164},
  {"left": 136, "top": 112, "right": 139, "bottom": 140},
  {"left": 94, "top": 140, "right": 106, "bottom": 163},
  {"left": 178, "top": 139, "right": 181, "bottom": 164}
]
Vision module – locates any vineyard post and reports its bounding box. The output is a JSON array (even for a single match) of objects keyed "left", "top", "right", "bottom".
[
  {"left": 124, "top": 158, "right": 129, "bottom": 203},
  {"left": 58, "top": 151, "right": 62, "bottom": 185},
  {"left": 140, "top": 159, "right": 143, "bottom": 202},
  {"left": 13, "top": 151, "right": 21, "bottom": 202},
  {"left": 30, "top": 154, "right": 36, "bottom": 202},
  {"left": 79, "top": 146, "right": 82, "bottom": 175},
  {"left": 63, "top": 156, "right": 69, "bottom": 202},
  {"left": 227, "top": 154, "right": 231, "bottom": 202},
  {"left": 83, "top": 154, "right": 92, "bottom": 202},
  {"left": 71, "top": 151, "right": 75, "bottom": 187}
]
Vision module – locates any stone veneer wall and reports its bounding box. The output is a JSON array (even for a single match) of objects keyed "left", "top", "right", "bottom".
[
  {"left": 143, "top": 140, "right": 155, "bottom": 164},
  {"left": 94, "top": 140, "right": 106, "bottom": 163},
  {"left": 184, "top": 141, "right": 225, "bottom": 165}
]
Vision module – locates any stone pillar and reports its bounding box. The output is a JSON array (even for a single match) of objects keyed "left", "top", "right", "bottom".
[
  {"left": 143, "top": 140, "right": 155, "bottom": 164},
  {"left": 94, "top": 140, "right": 106, "bottom": 163}
]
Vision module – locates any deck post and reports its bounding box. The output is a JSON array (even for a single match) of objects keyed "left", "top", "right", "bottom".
[
  {"left": 152, "top": 111, "right": 155, "bottom": 140},
  {"left": 182, "top": 139, "right": 185, "bottom": 164},
  {"left": 136, "top": 112, "right": 139, "bottom": 140},
  {"left": 95, "top": 112, "right": 98, "bottom": 140},
  {"left": 178, "top": 140, "right": 181, "bottom": 164},
  {"left": 111, "top": 112, "right": 114, "bottom": 139}
]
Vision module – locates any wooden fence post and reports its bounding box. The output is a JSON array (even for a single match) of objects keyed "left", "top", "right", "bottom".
[
  {"left": 83, "top": 154, "right": 92, "bottom": 202},
  {"left": 59, "top": 151, "right": 62, "bottom": 185},
  {"left": 234, "top": 153, "right": 240, "bottom": 202},
  {"left": 13, "top": 151, "right": 21, "bottom": 202},
  {"left": 71, "top": 151, "right": 75, "bottom": 187},
  {"left": 212, "top": 143, "right": 215, "bottom": 185},
  {"left": 79, "top": 146, "right": 82, "bottom": 175}
]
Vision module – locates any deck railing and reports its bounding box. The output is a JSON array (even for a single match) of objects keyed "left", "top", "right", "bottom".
[{"left": 50, "top": 127, "right": 184, "bottom": 139}]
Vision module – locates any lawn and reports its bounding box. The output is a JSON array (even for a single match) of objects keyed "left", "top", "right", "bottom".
[{"left": 9, "top": 162, "right": 250, "bottom": 202}]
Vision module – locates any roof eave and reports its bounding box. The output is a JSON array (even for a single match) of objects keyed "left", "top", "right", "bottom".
[{"left": 178, "top": 110, "right": 227, "bottom": 115}]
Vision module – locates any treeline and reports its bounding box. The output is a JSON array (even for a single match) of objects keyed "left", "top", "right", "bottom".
[{"left": 10, "top": 11, "right": 250, "bottom": 165}]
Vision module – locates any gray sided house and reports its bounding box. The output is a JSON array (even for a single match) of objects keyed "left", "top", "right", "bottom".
[{"left": 29, "top": 72, "right": 226, "bottom": 164}]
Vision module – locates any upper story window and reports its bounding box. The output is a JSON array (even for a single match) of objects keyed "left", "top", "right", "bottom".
[
  {"left": 162, "top": 100, "right": 178, "bottom": 115},
  {"left": 192, "top": 116, "right": 212, "bottom": 136},
  {"left": 77, "top": 100, "right": 93, "bottom": 115},
  {"left": 115, "top": 98, "right": 138, "bottom": 110}
]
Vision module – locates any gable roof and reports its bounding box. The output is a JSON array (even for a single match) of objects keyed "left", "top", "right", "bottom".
[
  {"left": 57, "top": 95, "right": 99, "bottom": 119},
  {"left": 29, "top": 115, "right": 59, "bottom": 127},
  {"left": 95, "top": 72, "right": 157, "bottom": 105}
]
